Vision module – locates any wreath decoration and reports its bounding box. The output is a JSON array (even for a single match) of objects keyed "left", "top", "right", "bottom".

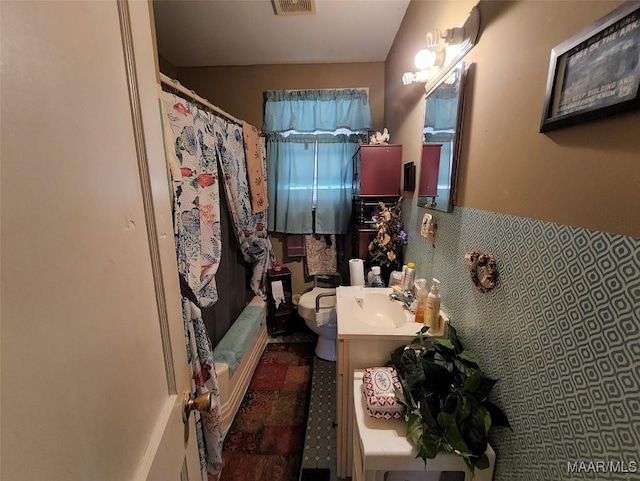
[{"left": 465, "top": 250, "right": 498, "bottom": 293}]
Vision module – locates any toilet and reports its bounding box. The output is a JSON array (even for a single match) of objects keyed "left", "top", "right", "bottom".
[{"left": 297, "top": 273, "right": 340, "bottom": 361}]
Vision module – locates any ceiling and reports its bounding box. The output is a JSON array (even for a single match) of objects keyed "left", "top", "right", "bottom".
[{"left": 153, "top": 0, "right": 411, "bottom": 68}]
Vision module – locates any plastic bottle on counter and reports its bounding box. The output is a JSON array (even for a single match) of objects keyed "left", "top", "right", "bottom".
[
  {"left": 413, "top": 278, "right": 428, "bottom": 324},
  {"left": 425, "top": 278, "right": 441, "bottom": 331},
  {"left": 389, "top": 271, "right": 403, "bottom": 289},
  {"left": 402, "top": 262, "right": 416, "bottom": 293},
  {"left": 369, "top": 266, "right": 385, "bottom": 287}
]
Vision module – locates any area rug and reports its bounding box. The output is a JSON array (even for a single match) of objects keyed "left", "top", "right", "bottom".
[{"left": 220, "top": 342, "right": 315, "bottom": 481}]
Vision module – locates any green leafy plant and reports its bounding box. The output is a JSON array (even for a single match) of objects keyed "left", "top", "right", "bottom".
[{"left": 387, "top": 325, "right": 511, "bottom": 475}]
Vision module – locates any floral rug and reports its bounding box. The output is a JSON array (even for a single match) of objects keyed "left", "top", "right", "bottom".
[{"left": 220, "top": 342, "right": 315, "bottom": 481}]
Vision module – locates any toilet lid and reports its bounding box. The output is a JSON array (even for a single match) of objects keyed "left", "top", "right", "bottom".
[{"left": 299, "top": 287, "right": 337, "bottom": 326}]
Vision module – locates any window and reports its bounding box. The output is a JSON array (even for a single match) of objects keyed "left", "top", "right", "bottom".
[{"left": 263, "top": 89, "right": 373, "bottom": 234}]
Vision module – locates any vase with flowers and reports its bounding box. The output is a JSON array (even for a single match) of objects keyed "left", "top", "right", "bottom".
[{"left": 368, "top": 197, "right": 408, "bottom": 283}]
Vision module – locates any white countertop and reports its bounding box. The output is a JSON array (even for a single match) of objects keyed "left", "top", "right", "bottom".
[
  {"left": 337, "top": 287, "right": 448, "bottom": 340},
  {"left": 353, "top": 371, "right": 495, "bottom": 477}
]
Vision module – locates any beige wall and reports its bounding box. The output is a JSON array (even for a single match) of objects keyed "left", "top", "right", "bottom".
[
  {"left": 158, "top": 54, "right": 178, "bottom": 78},
  {"left": 176, "top": 63, "right": 385, "bottom": 293},
  {"left": 177, "top": 63, "right": 386, "bottom": 132},
  {"left": 386, "top": 0, "right": 640, "bottom": 238}
]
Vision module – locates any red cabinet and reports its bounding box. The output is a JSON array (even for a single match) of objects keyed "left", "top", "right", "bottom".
[
  {"left": 351, "top": 144, "right": 402, "bottom": 265},
  {"left": 418, "top": 144, "right": 442, "bottom": 197},
  {"left": 352, "top": 144, "right": 402, "bottom": 197}
]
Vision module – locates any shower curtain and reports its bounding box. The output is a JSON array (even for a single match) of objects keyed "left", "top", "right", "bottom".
[
  {"left": 161, "top": 87, "right": 275, "bottom": 481},
  {"left": 161, "top": 92, "right": 224, "bottom": 481},
  {"left": 212, "top": 116, "right": 275, "bottom": 298},
  {"left": 162, "top": 91, "right": 222, "bottom": 308}
]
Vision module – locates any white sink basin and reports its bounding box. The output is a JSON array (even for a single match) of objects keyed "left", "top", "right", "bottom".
[
  {"left": 352, "top": 292, "right": 408, "bottom": 329},
  {"left": 336, "top": 287, "right": 443, "bottom": 339}
]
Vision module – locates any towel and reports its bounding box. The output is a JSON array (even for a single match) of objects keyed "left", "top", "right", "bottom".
[
  {"left": 286, "top": 234, "right": 307, "bottom": 258},
  {"left": 242, "top": 121, "right": 269, "bottom": 214},
  {"left": 304, "top": 234, "right": 337, "bottom": 276}
]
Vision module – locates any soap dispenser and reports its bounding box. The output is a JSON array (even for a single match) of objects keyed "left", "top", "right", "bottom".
[{"left": 425, "top": 278, "right": 441, "bottom": 330}]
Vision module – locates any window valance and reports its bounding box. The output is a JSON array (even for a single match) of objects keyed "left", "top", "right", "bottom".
[{"left": 263, "top": 89, "right": 373, "bottom": 133}]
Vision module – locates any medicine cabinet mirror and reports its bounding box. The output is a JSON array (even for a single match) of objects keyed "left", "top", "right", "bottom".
[{"left": 417, "top": 63, "right": 468, "bottom": 212}]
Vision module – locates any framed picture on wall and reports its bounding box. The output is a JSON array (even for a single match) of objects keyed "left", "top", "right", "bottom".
[
  {"left": 540, "top": 0, "right": 640, "bottom": 133},
  {"left": 403, "top": 162, "right": 415, "bottom": 191}
]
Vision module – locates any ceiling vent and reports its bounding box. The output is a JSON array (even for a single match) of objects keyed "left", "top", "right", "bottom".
[{"left": 272, "top": 0, "right": 316, "bottom": 16}]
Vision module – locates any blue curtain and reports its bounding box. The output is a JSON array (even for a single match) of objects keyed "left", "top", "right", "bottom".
[
  {"left": 424, "top": 83, "right": 459, "bottom": 131},
  {"left": 315, "top": 136, "right": 359, "bottom": 234},
  {"left": 266, "top": 134, "right": 362, "bottom": 234},
  {"left": 263, "top": 89, "right": 372, "bottom": 234},
  {"left": 266, "top": 134, "right": 316, "bottom": 233},
  {"left": 263, "top": 89, "right": 373, "bottom": 132}
]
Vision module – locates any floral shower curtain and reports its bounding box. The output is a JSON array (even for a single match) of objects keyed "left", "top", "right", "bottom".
[
  {"left": 162, "top": 91, "right": 222, "bottom": 308},
  {"left": 183, "top": 299, "right": 223, "bottom": 481},
  {"left": 212, "top": 115, "right": 275, "bottom": 298},
  {"left": 161, "top": 91, "right": 223, "bottom": 481}
]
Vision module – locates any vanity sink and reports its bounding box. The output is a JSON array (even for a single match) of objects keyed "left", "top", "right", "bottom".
[
  {"left": 352, "top": 292, "right": 409, "bottom": 329},
  {"left": 336, "top": 287, "right": 440, "bottom": 339},
  {"left": 335, "top": 286, "right": 448, "bottom": 478}
]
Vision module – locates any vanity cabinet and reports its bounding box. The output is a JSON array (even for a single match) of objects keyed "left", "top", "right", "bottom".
[
  {"left": 337, "top": 336, "right": 416, "bottom": 478},
  {"left": 336, "top": 292, "right": 450, "bottom": 479},
  {"left": 352, "top": 144, "right": 402, "bottom": 196}
]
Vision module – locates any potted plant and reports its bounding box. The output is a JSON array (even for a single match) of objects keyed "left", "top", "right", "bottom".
[{"left": 387, "top": 325, "right": 511, "bottom": 475}]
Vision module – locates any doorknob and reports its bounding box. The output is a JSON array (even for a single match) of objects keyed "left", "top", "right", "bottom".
[{"left": 182, "top": 391, "right": 212, "bottom": 424}]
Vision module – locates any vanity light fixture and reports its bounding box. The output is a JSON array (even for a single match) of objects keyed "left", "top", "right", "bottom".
[
  {"left": 414, "top": 47, "right": 446, "bottom": 70},
  {"left": 401, "top": 6, "right": 480, "bottom": 95},
  {"left": 402, "top": 69, "right": 432, "bottom": 86}
]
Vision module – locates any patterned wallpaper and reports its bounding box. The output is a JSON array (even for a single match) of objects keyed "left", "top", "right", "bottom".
[{"left": 403, "top": 200, "right": 640, "bottom": 481}]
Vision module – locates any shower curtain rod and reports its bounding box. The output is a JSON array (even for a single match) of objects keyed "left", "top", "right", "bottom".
[{"left": 160, "top": 73, "right": 243, "bottom": 126}]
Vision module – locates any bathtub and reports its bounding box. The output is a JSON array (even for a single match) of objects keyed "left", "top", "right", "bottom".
[{"left": 213, "top": 296, "right": 268, "bottom": 437}]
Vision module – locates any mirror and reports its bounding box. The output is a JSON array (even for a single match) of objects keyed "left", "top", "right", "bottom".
[{"left": 417, "top": 63, "right": 467, "bottom": 212}]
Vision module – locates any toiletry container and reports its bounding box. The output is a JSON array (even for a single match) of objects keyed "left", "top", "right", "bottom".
[
  {"left": 402, "top": 262, "right": 416, "bottom": 293},
  {"left": 369, "top": 266, "right": 385, "bottom": 287},
  {"left": 389, "top": 271, "right": 403, "bottom": 289},
  {"left": 413, "top": 278, "right": 428, "bottom": 324},
  {"left": 425, "top": 278, "right": 441, "bottom": 330}
]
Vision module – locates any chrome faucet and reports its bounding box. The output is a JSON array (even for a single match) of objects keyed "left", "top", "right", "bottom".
[{"left": 389, "top": 290, "right": 416, "bottom": 311}]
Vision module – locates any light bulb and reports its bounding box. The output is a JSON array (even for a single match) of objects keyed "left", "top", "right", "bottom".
[
  {"left": 442, "top": 27, "right": 466, "bottom": 45},
  {"left": 401, "top": 72, "right": 415, "bottom": 86},
  {"left": 425, "top": 29, "right": 443, "bottom": 48},
  {"left": 401, "top": 70, "right": 431, "bottom": 85},
  {"left": 414, "top": 49, "right": 436, "bottom": 70}
]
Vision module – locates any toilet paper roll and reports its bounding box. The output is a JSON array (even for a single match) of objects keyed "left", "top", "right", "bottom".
[
  {"left": 271, "top": 280, "right": 285, "bottom": 309},
  {"left": 349, "top": 258, "right": 365, "bottom": 287}
]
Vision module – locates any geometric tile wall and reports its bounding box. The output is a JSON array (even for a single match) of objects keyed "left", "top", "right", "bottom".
[{"left": 404, "top": 200, "right": 640, "bottom": 481}]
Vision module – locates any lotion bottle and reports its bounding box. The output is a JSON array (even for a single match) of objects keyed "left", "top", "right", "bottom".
[
  {"left": 425, "top": 278, "right": 441, "bottom": 330},
  {"left": 413, "top": 278, "right": 428, "bottom": 324},
  {"left": 402, "top": 262, "right": 416, "bottom": 293}
]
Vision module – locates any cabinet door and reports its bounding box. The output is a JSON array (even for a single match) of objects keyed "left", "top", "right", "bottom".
[
  {"left": 357, "top": 145, "right": 402, "bottom": 196},
  {"left": 418, "top": 144, "right": 442, "bottom": 197}
]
